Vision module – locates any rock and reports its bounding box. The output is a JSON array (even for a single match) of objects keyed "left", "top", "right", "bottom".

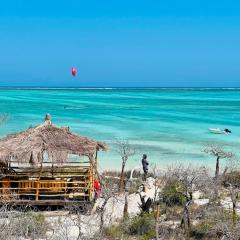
[
  {"left": 192, "top": 220, "right": 200, "bottom": 226},
  {"left": 92, "top": 177, "right": 160, "bottom": 223},
  {"left": 46, "top": 213, "right": 100, "bottom": 239},
  {"left": 127, "top": 193, "right": 141, "bottom": 217},
  {"left": 161, "top": 220, "right": 181, "bottom": 229},
  {"left": 192, "top": 191, "right": 202, "bottom": 200},
  {"left": 145, "top": 177, "right": 156, "bottom": 189},
  {"left": 103, "top": 195, "right": 125, "bottom": 225},
  {"left": 221, "top": 197, "right": 240, "bottom": 215},
  {"left": 194, "top": 199, "right": 209, "bottom": 206}
]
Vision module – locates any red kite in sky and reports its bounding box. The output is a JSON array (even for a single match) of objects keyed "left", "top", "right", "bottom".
[{"left": 71, "top": 67, "right": 77, "bottom": 77}]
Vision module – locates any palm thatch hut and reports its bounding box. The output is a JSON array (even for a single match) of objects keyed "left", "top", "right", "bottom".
[{"left": 0, "top": 114, "right": 108, "bottom": 205}]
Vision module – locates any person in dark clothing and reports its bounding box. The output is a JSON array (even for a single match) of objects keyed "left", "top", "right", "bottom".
[
  {"left": 142, "top": 154, "right": 149, "bottom": 181},
  {"left": 224, "top": 128, "right": 231, "bottom": 134}
]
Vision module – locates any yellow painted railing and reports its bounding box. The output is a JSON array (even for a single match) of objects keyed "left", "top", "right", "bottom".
[{"left": 0, "top": 163, "right": 96, "bottom": 203}]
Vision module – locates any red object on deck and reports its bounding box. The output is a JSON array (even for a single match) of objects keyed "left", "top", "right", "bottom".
[
  {"left": 94, "top": 179, "right": 100, "bottom": 191},
  {"left": 71, "top": 67, "right": 77, "bottom": 77}
]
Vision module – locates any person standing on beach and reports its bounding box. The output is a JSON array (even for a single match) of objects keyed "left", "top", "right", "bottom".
[{"left": 142, "top": 154, "right": 149, "bottom": 181}]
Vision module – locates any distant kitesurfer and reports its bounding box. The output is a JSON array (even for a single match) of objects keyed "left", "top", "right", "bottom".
[
  {"left": 142, "top": 154, "right": 149, "bottom": 181},
  {"left": 71, "top": 67, "right": 77, "bottom": 77}
]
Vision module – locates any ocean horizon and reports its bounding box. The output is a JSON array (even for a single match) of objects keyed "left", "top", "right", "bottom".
[
  {"left": 0, "top": 88, "right": 239, "bottom": 171},
  {"left": 1, "top": 87, "right": 240, "bottom": 90}
]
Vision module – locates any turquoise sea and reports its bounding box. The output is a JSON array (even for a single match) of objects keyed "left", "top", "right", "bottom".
[{"left": 0, "top": 88, "right": 240, "bottom": 170}]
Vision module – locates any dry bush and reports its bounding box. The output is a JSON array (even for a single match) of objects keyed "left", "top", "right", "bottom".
[
  {"left": 0, "top": 205, "right": 48, "bottom": 239},
  {"left": 190, "top": 204, "right": 240, "bottom": 239},
  {"left": 162, "top": 164, "right": 210, "bottom": 234}
]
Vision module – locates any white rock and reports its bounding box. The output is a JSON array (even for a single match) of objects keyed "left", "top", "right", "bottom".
[
  {"left": 103, "top": 195, "right": 125, "bottom": 225},
  {"left": 221, "top": 197, "right": 240, "bottom": 215},
  {"left": 92, "top": 177, "right": 160, "bottom": 224},
  {"left": 161, "top": 220, "right": 181, "bottom": 229},
  {"left": 192, "top": 190, "right": 202, "bottom": 200},
  {"left": 127, "top": 193, "right": 141, "bottom": 217},
  {"left": 194, "top": 198, "right": 209, "bottom": 206},
  {"left": 145, "top": 177, "right": 156, "bottom": 189}
]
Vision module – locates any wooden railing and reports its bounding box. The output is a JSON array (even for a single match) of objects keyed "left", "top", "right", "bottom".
[{"left": 0, "top": 162, "right": 95, "bottom": 204}]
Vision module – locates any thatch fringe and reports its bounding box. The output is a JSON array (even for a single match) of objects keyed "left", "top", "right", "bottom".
[{"left": 0, "top": 115, "right": 108, "bottom": 165}]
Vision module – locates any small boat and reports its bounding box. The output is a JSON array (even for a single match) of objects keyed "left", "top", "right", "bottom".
[{"left": 208, "top": 128, "right": 226, "bottom": 134}]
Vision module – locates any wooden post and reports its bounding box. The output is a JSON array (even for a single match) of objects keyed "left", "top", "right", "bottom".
[
  {"left": 51, "top": 162, "right": 54, "bottom": 178},
  {"left": 36, "top": 161, "right": 43, "bottom": 201},
  {"left": 95, "top": 150, "right": 98, "bottom": 170},
  {"left": 36, "top": 182, "right": 39, "bottom": 201},
  {"left": 154, "top": 204, "right": 160, "bottom": 240},
  {"left": 89, "top": 155, "right": 99, "bottom": 180},
  {"left": 89, "top": 161, "right": 94, "bottom": 201}
]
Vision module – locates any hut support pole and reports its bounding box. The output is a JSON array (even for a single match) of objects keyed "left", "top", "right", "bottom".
[
  {"left": 36, "top": 161, "right": 43, "bottom": 201},
  {"left": 95, "top": 150, "right": 98, "bottom": 168},
  {"left": 89, "top": 154, "right": 100, "bottom": 182}
]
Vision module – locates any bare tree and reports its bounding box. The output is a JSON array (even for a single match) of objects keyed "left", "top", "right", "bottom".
[
  {"left": 223, "top": 157, "right": 240, "bottom": 224},
  {"left": 115, "top": 139, "right": 135, "bottom": 193},
  {"left": 204, "top": 144, "right": 233, "bottom": 201},
  {"left": 164, "top": 164, "right": 209, "bottom": 234},
  {"left": 204, "top": 144, "right": 233, "bottom": 179}
]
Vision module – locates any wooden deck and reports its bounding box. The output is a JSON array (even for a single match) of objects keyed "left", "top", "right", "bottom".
[{"left": 0, "top": 161, "right": 96, "bottom": 205}]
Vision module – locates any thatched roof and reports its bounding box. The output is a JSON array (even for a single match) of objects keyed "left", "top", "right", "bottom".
[{"left": 0, "top": 114, "right": 108, "bottom": 165}]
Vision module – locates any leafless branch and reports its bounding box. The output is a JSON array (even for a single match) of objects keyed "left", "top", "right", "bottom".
[{"left": 114, "top": 139, "right": 136, "bottom": 193}]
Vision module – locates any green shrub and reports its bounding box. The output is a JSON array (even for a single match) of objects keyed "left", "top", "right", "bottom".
[
  {"left": 32, "top": 213, "right": 46, "bottom": 224},
  {"left": 128, "top": 213, "right": 155, "bottom": 239},
  {"left": 142, "top": 229, "right": 156, "bottom": 240},
  {"left": 105, "top": 214, "right": 156, "bottom": 240},
  {"left": 190, "top": 219, "right": 217, "bottom": 239},
  {"left": 161, "top": 181, "right": 185, "bottom": 206},
  {"left": 104, "top": 224, "right": 129, "bottom": 240}
]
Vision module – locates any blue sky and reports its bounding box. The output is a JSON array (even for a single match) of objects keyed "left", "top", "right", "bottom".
[{"left": 0, "top": 0, "right": 240, "bottom": 87}]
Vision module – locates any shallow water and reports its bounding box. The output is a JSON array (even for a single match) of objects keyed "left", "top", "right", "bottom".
[{"left": 0, "top": 88, "right": 240, "bottom": 170}]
